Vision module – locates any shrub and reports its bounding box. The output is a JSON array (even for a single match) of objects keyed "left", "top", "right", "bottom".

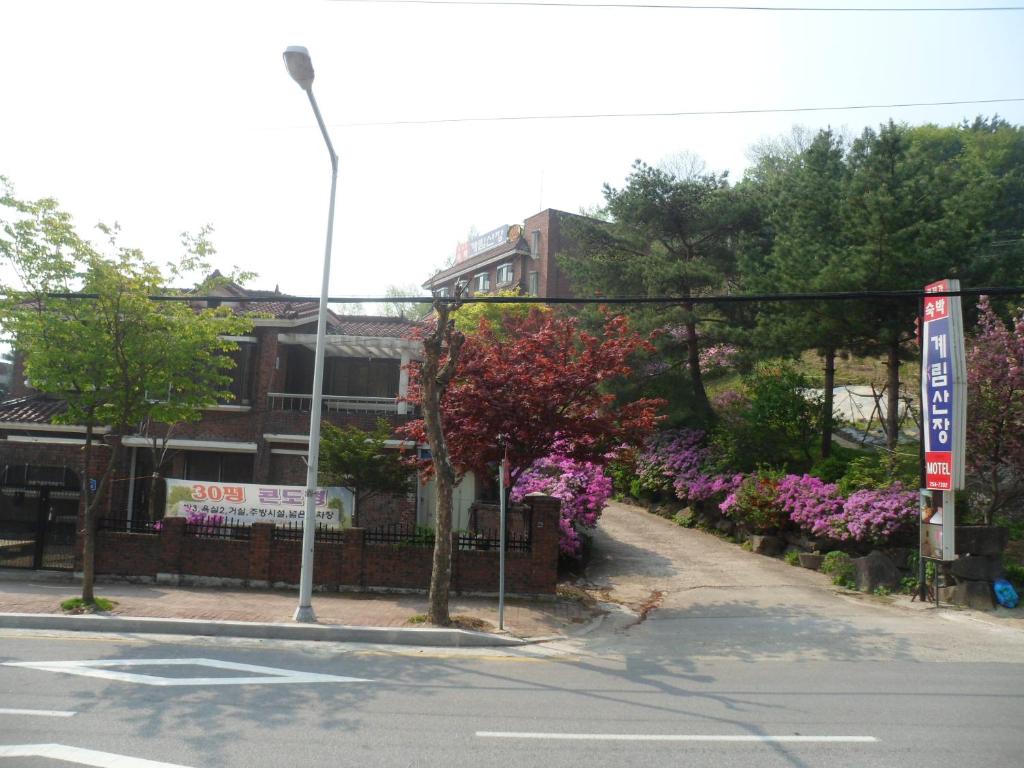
[
  {"left": 719, "top": 469, "right": 787, "bottom": 533},
  {"left": 784, "top": 550, "right": 800, "bottom": 566},
  {"left": 711, "top": 362, "right": 823, "bottom": 472},
  {"left": 512, "top": 451, "right": 613, "bottom": 558},
  {"left": 672, "top": 510, "right": 696, "bottom": 528},
  {"left": 778, "top": 474, "right": 845, "bottom": 540},
  {"left": 842, "top": 484, "right": 917, "bottom": 544},
  {"left": 821, "top": 551, "right": 856, "bottom": 588}
]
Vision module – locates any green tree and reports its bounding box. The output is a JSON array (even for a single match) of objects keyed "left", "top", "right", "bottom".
[
  {"left": 0, "top": 180, "right": 251, "bottom": 605},
  {"left": 561, "top": 161, "right": 753, "bottom": 423},
  {"left": 381, "top": 284, "right": 432, "bottom": 320},
  {"left": 318, "top": 418, "right": 414, "bottom": 526}
]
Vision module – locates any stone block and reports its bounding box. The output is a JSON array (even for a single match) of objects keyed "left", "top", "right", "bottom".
[
  {"left": 798, "top": 552, "right": 824, "bottom": 571},
  {"left": 944, "top": 580, "right": 997, "bottom": 610},
  {"left": 853, "top": 550, "right": 900, "bottom": 593},
  {"left": 955, "top": 526, "right": 1009, "bottom": 557},
  {"left": 950, "top": 555, "right": 1005, "bottom": 582},
  {"left": 883, "top": 547, "right": 915, "bottom": 571},
  {"left": 750, "top": 535, "right": 784, "bottom": 556}
]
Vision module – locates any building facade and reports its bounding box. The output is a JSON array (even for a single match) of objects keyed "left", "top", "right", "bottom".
[
  {"left": 422, "top": 209, "right": 591, "bottom": 299},
  {"left": 0, "top": 283, "right": 430, "bottom": 571}
]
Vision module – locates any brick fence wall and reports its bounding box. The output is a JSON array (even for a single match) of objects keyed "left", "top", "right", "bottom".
[{"left": 93, "top": 494, "right": 561, "bottom": 595}]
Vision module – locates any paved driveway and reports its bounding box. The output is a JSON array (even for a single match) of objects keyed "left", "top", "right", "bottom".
[{"left": 569, "top": 501, "right": 1024, "bottom": 663}]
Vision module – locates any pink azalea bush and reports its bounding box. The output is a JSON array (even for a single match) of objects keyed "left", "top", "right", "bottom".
[
  {"left": 634, "top": 429, "right": 742, "bottom": 503},
  {"left": 699, "top": 344, "right": 740, "bottom": 372},
  {"left": 719, "top": 470, "right": 787, "bottom": 533},
  {"left": 776, "top": 474, "right": 916, "bottom": 544},
  {"left": 841, "top": 484, "right": 917, "bottom": 544},
  {"left": 512, "top": 451, "right": 613, "bottom": 557},
  {"left": 777, "top": 474, "right": 845, "bottom": 539}
]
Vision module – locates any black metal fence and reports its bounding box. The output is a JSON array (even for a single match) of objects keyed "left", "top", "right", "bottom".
[
  {"left": 365, "top": 522, "right": 436, "bottom": 547},
  {"left": 97, "top": 517, "right": 161, "bottom": 534},
  {"left": 271, "top": 521, "right": 346, "bottom": 544},
  {"left": 184, "top": 520, "right": 251, "bottom": 541},
  {"left": 458, "top": 528, "right": 531, "bottom": 552}
]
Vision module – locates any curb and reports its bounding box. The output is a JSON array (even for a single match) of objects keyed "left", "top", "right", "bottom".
[{"left": 0, "top": 613, "right": 528, "bottom": 648}]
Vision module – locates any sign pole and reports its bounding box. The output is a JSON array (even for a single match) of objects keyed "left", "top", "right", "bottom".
[
  {"left": 498, "top": 436, "right": 507, "bottom": 631},
  {"left": 918, "top": 292, "right": 928, "bottom": 602}
]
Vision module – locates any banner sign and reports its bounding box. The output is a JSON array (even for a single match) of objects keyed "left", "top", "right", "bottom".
[
  {"left": 455, "top": 225, "right": 509, "bottom": 263},
  {"left": 164, "top": 479, "right": 353, "bottom": 528},
  {"left": 921, "top": 279, "right": 967, "bottom": 491}
]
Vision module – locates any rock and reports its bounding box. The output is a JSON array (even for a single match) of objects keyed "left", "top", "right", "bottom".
[
  {"left": 950, "top": 555, "right": 1005, "bottom": 582},
  {"left": 798, "top": 552, "right": 824, "bottom": 571},
  {"left": 749, "top": 535, "right": 784, "bottom": 556},
  {"left": 955, "top": 526, "right": 1009, "bottom": 557},
  {"left": 853, "top": 550, "right": 900, "bottom": 593},
  {"left": 941, "top": 581, "right": 997, "bottom": 610},
  {"left": 715, "top": 518, "right": 736, "bottom": 537},
  {"left": 883, "top": 547, "right": 915, "bottom": 571}
]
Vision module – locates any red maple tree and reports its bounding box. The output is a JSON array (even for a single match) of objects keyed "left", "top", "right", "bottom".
[{"left": 401, "top": 309, "right": 663, "bottom": 482}]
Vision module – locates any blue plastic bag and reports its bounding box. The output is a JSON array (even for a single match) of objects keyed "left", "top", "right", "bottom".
[{"left": 993, "top": 578, "right": 1019, "bottom": 609}]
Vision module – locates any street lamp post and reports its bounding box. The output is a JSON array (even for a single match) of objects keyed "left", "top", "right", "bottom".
[{"left": 283, "top": 45, "right": 338, "bottom": 623}]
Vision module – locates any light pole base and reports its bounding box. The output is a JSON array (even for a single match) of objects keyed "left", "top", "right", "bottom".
[{"left": 293, "top": 605, "right": 317, "bottom": 623}]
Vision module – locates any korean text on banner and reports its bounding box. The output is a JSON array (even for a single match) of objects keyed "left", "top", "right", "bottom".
[{"left": 164, "top": 479, "right": 353, "bottom": 528}]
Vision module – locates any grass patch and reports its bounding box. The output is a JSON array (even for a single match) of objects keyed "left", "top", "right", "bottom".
[
  {"left": 557, "top": 584, "right": 598, "bottom": 608},
  {"left": 451, "top": 615, "right": 493, "bottom": 632},
  {"left": 821, "top": 551, "right": 856, "bottom": 589},
  {"left": 784, "top": 550, "right": 800, "bottom": 566},
  {"left": 61, "top": 597, "right": 117, "bottom": 614},
  {"left": 406, "top": 613, "right": 428, "bottom": 625}
]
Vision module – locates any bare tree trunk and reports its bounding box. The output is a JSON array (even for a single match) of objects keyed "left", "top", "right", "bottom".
[
  {"left": 683, "top": 302, "right": 711, "bottom": 421},
  {"left": 885, "top": 340, "right": 901, "bottom": 453},
  {"left": 420, "top": 300, "right": 465, "bottom": 627},
  {"left": 821, "top": 347, "right": 836, "bottom": 459},
  {"left": 80, "top": 429, "right": 119, "bottom": 605},
  {"left": 147, "top": 472, "right": 160, "bottom": 521}
]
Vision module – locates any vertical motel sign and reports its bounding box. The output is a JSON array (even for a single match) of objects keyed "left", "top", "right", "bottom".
[{"left": 920, "top": 279, "right": 967, "bottom": 561}]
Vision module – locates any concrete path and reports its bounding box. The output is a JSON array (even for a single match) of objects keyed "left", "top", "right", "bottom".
[{"left": 569, "top": 501, "right": 1024, "bottom": 663}]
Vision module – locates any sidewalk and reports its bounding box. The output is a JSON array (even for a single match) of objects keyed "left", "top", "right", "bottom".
[{"left": 0, "top": 572, "right": 598, "bottom": 644}]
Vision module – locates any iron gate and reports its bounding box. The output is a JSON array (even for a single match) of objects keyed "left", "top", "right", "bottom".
[{"left": 0, "top": 465, "right": 79, "bottom": 571}]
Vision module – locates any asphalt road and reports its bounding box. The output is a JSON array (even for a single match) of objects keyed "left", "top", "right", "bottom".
[{"left": 1, "top": 630, "right": 1021, "bottom": 768}]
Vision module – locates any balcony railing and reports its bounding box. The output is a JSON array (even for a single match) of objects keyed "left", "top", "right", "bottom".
[{"left": 267, "top": 392, "right": 401, "bottom": 414}]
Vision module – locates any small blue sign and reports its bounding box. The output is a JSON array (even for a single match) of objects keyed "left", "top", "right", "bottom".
[{"left": 89, "top": 478, "right": 98, "bottom": 492}]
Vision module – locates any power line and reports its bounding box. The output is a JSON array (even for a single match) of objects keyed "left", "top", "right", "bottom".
[
  {"left": 336, "top": 97, "right": 1024, "bottom": 128},
  {"left": 19, "top": 286, "right": 1024, "bottom": 306},
  {"left": 328, "top": 0, "right": 1024, "bottom": 11}
]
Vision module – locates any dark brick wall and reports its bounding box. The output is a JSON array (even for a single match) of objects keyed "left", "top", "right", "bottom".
[{"left": 94, "top": 494, "right": 561, "bottom": 594}]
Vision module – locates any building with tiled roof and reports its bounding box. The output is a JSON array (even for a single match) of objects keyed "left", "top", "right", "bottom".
[
  {"left": 0, "top": 281, "right": 433, "bottom": 570},
  {"left": 422, "top": 209, "right": 594, "bottom": 300}
]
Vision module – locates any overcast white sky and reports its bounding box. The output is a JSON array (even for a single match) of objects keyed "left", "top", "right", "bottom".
[{"left": 2, "top": 0, "right": 1022, "bottom": 303}]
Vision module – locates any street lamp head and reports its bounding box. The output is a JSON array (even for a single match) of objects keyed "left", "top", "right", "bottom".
[{"left": 283, "top": 46, "right": 314, "bottom": 91}]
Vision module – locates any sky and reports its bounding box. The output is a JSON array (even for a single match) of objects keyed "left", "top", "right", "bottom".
[{"left": 1, "top": 0, "right": 1022, "bottom": 304}]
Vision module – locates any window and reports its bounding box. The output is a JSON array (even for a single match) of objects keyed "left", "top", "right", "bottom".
[
  {"left": 496, "top": 263, "right": 514, "bottom": 285},
  {"left": 527, "top": 271, "right": 539, "bottom": 296},
  {"left": 435, "top": 286, "right": 450, "bottom": 298},
  {"left": 326, "top": 357, "right": 401, "bottom": 398},
  {"left": 531, "top": 229, "right": 541, "bottom": 259},
  {"left": 474, "top": 272, "right": 491, "bottom": 292},
  {"left": 221, "top": 341, "right": 256, "bottom": 406},
  {"left": 184, "top": 452, "right": 253, "bottom": 483},
  {"left": 455, "top": 279, "right": 468, "bottom": 296}
]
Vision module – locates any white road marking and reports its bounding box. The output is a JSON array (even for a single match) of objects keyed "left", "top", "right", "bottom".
[
  {"left": 0, "top": 708, "right": 75, "bottom": 717},
  {"left": 3, "top": 657, "right": 369, "bottom": 687},
  {"left": 0, "top": 743, "right": 193, "bottom": 767},
  {"left": 476, "top": 732, "right": 878, "bottom": 743}
]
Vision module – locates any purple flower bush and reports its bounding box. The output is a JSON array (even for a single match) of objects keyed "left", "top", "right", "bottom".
[
  {"left": 719, "top": 470, "right": 787, "bottom": 533},
  {"left": 777, "top": 474, "right": 845, "bottom": 539},
  {"left": 512, "top": 451, "right": 613, "bottom": 557},
  {"left": 633, "top": 429, "right": 741, "bottom": 504},
  {"left": 775, "top": 474, "right": 916, "bottom": 544},
  {"left": 699, "top": 344, "right": 739, "bottom": 372},
  {"left": 841, "top": 484, "right": 917, "bottom": 544}
]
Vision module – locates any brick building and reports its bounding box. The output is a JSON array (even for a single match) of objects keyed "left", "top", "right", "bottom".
[
  {"left": 422, "top": 209, "right": 594, "bottom": 299},
  {"left": 0, "top": 282, "right": 432, "bottom": 570}
]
